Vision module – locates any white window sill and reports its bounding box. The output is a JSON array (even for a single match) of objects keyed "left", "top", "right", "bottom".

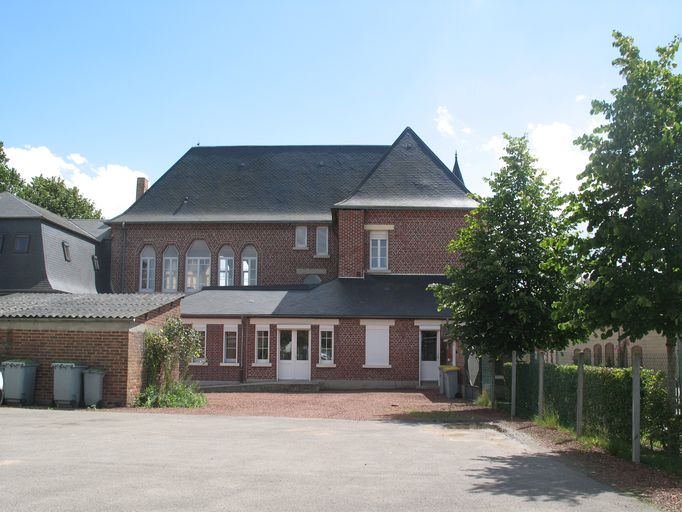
[
  {"left": 293, "top": 247, "right": 308, "bottom": 251},
  {"left": 162, "top": 289, "right": 178, "bottom": 293},
  {"left": 316, "top": 363, "right": 336, "bottom": 368},
  {"left": 367, "top": 269, "right": 390, "bottom": 274},
  {"left": 252, "top": 362, "right": 272, "bottom": 367},
  {"left": 362, "top": 364, "right": 392, "bottom": 369},
  {"left": 190, "top": 361, "right": 208, "bottom": 366},
  {"left": 313, "top": 254, "right": 330, "bottom": 259},
  {"left": 220, "top": 362, "right": 240, "bottom": 367}
]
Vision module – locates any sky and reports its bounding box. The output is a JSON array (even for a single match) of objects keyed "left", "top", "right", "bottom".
[{"left": 2, "top": 1, "right": 680, "bottom": 218}]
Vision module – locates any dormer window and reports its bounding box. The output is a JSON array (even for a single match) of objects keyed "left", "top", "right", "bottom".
[
  {"left": 295, "top": 226, "right": 307, "bottom": 249},
  {"left": 369, "top": 231, "right": 388, "bottom": 271},
  {"left": 62, "top": 241, "right": 71, "bottom": 262},
  {"left": 14, "top": 234, "right": 30, "bottom": 253}
]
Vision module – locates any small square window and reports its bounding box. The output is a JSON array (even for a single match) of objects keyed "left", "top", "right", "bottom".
[
  {"left": 295, "top": 226, "right": 307, "bottom": 249},
  {"left": 14, "top": 234, "right": 30, "bottom": 253},
  {"left": 62, "top": 241, "right": 71, "bottom": 262},
  {"left": 92, "top": 255, "right": 100, "bottom": 271}
]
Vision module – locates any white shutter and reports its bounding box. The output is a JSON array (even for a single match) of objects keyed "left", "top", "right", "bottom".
[{"left": 365, "top": 326, "right": 390, "bottom": 366}]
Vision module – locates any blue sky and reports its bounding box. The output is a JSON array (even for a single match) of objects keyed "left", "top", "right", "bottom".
[{"left": 2, "top": 1, "right": 680, "bottom": 217}]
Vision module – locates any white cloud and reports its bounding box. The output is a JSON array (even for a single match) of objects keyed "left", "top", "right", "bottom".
[
  {"left": 434, "top": 106, "right": 455, "bottom": 137},
  {"left": 480, "top": 135, "right": 506, "bottom": 161},
  {"left": 527, "top": 122, "right": 589, "bottom": 192},
  {"left": 461, "top": 127, "right": 472, "bottom": 135},
  {"left": 5, "top": 145, "right": 148, "bottom": 218},
  {"left": 575, "top": 94, "right": 586, "bottom": 103}
]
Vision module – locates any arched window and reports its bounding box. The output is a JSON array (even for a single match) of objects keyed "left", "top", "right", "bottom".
[
  {"left": 605, "top": 343, "right": 615, "bottom": 367},
  {"left": 218, "top": 246, "right": 235, "bottom": 286},
  {"left": 185, "top": 240, "right": 211, "bottom": 293},
  {"left": 631, "top": 345, "right": 643, "bottom": 367},
  {"left": 241, "top": 245, "right": 258, "bottom": 286},
  {"left": 139, "top": 245, "right": 156, "bottom": 292},
  {"left": 593, "top": 344, "right": 602, "bottom": 366},
  {"left": 162, "top": 246, "right": 179, "bottom": 292},
  {"left": 583, "top": 348, "right": 592, "bottom": 365},
  {"left": 573, "top": 348, "right": 581, "bottom": 364}
]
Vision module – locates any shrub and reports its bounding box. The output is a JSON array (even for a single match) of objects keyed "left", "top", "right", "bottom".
[{"left": 136, "top": 381, "right": 207, "bottom": 408}]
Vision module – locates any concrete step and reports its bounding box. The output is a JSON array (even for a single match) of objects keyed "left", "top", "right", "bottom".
[{"left": 199, "top": 381, "right": 321, "bottom": 393}]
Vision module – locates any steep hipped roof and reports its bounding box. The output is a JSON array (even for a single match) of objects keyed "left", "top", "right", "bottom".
[
  {"left": 181, "top": 275, "right": 449, "bottom": 319},
  {"left": 108, "top": 145, "right": 389, "bottom": 224},
  {"left": 0, "top": 293, "right": 183, "bottom": 319},
  {"left": 334, "top": 128, "right": 476, "bottom": 210},
  {"left": 69, "top": 219, "right": 112, "bottom": 242},
  {"left": 0, "top": 192, "right": 97, "bottom": 241}
]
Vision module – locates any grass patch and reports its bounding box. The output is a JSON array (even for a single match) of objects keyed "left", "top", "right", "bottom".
[
  {"left": 135, "top": 381, "right": 207, "bottom": 408},
  {"left": 533, "top": 407, "right": 561, "bottom": 430},
  {"left": 474, "top": 389, "right": 492, "bottom": 407}
]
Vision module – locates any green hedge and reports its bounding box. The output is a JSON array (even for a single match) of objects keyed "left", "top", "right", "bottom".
[{"left": 503, "top": 362, "right": 679, "bottom": 448}]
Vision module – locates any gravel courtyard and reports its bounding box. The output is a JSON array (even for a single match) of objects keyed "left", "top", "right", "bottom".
[{"left": 0, "top": 407, "right": 654, "bottom": 512}]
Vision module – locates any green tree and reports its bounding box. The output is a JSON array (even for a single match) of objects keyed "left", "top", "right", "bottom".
[
  {"left": 430, "top": 134, "right": 577, "bottom": 358},
  {"left": 0, "top": 142, "right": 25, "bottom": 194},
  {"left": 567, "top": 32, "right": 682, "bottom": 407},
  {"left": 20, "top": 175, "right": 102, "bottom": 219}
]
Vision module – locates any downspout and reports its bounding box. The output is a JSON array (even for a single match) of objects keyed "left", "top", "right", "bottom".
[
  {"left": 240, "top": 315, "right": 247, "bottom": 383},
  {"left": 119, "top": 222, "right": 127, "bottom": 293}
]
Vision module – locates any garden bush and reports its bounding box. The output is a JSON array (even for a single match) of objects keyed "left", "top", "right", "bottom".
[{"left": 136, "top": 380, "right": 207, "bottom": 408}]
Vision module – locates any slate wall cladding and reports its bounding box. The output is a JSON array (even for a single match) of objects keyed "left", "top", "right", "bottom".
[
  {"left": 110, "top": 223, "right": 338, "bottom": 293},
  {"left": 0, "top": 302, "right": 180, "bottom": 407}
]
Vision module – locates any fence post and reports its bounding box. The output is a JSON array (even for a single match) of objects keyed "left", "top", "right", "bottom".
[
  {"left": 576, "top": 351, "right": 584, "bottom": 437},
  {"left": 511, "top": 350, "right": 517, "bottom": 418},
  {"left": 632, "top": 351, "right": 641, "bottom": 464},
  {"left": 538, "top": 351, "right": 545, "bottom": 418}
]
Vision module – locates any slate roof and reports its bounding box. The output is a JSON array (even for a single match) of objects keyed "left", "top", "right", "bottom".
[
  {"left": 108, "top": 145, "right": 389, "bottom": 224},
  {"left": 0, "top": 192, "right": 97, "bottom": 241},
  {"left": 68, "top": 219, "right": 112, "bottom": 242},
  {"left": 0, "top": 293, "right": 183, "bottom": 319},
  {"left": 334, "top": 128, "right": 476, "bottom": 210},
  {"left": 181, "top": 275, "right": 449, "bottom": 319}
]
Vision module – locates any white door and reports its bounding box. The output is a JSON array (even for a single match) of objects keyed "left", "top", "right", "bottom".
[
  {"left": 278, "top": 329, "right": 310, "bottom": 380},
  {"left": 420, "top": 330, "right": 440, "bottom": 382}
]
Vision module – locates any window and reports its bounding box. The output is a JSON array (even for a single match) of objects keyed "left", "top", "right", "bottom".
[
  {"left": 295, "top": 226, "right": 307, "bottom": 249},
  {"left": 365, "top": 325, "right": 390, "bottom": 366},
  {"left": 369, "top": 231, "right": 388, "bottom": 271},
  {"left": 186, "top": 240, "right": 211, "bottom": 292},
  {"left": 139, "top": 245, "right": 156, "bottom": 292},
  {"left": 605, "top": 343, "right": 615, "bottom": 367},
  {"left": 316, "top": 226, "right": 328, "bottom": 256},
  {"left": 192, "top": 325, "right": 206, "bottom": 364},
  {"left": 218, "top": 245, "right": 235, "bottom": 286},
  {"left": 223, "top": 328, "right": 238, "bottom": 364},
  {"left": 241, "top": 245, "right": 258, "bottom": 286},
  {"left": 162, "top": 246, "right": 179, "bottom": 292},
  {"left": 0, "top": 234, "right": 4, "bottom": 252},
  {"left": 420, "top": 330, "right": 438, "bottom": 362},
  {"left": 256, "top": 328, "right": 269, "bottom": 363},
  {"left": 593, "top": 344, "right": 602, "bottom": 366},
  {"left": 319, "top": 327, "right": 334, "bottom": 364},
  {"left": 62, "top": 241, "right": 71, "bottom": 262},
  {"left": 14, "top": 234, "right": 30, "bottom": 253},
  {"left": 92, "top": 255, "right": 100, "bottom": 271}
]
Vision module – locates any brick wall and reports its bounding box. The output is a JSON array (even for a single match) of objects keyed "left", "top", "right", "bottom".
[
  {"left": 0, "top": 301, "right": 181, "bottom": 407},
  {"left": 337, "top": 210, "right": 365, "bottom": 278},
  {"left": 110, "top": 223, "right": 338, "bottom": 293}
]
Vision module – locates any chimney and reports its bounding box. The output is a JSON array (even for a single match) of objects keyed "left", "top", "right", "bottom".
[{"left": 136, "top": 177, "right": 149, "bottom": 200}]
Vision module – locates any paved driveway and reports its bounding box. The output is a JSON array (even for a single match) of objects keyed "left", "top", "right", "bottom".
[{"left": 1, "top": 408, "right": 653, "bottom": 512}]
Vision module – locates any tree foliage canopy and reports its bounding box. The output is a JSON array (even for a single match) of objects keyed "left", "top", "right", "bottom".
[
  {"left": 563, "top": 32, "right": 682, "bottom": 344},
  {"left": 431, "top": 134, "right": 577, "bottom": 357},
  {"left": 0, "top": 142, "right": 25, "bottom": 194}
]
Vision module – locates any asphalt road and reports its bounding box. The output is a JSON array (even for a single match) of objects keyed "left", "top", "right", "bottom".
[{"left": 0, "top": 408, "right": 653, "bottom": 511}]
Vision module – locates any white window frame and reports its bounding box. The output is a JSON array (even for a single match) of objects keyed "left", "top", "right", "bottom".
[
  {"left": 318, "top": 326, "right": 334, "bottom": 365},
  {"left": 369, "top": 231, "right": 388, "bottom": 271},
  {"left": 222, "top": 326, "right": 239, "bottom": 365},
  {"left": 295, "top": 226, "right": 308, "bottom": 249},
  {"left": 218, "top": 255, "right": 234, "bottom": 286},
  {"left": 255, "top": 326, "right": 270, "bottom": 364},
  {"left": 186, "top": 256, "right": 211, "bottom": 292},
  {"left": 316, "top": 226, "right": 328, "bottom": 256},
  {"left": 139, "top": 247, "right": 156, "bottom": 293},
  {"left": 242, "top": 257, "right": 257, "bottom": 286},
  {"left": 191, "top": 324, "right": 207, "bottom": 365},
  {"left": 162, "top": 250, "right": 178, "bottom": 292},
  {"left": 363, "top": 323, "right": 391, "bottom": 368}
]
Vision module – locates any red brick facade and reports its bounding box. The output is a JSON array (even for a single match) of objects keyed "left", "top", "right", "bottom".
[{"left": 0, "top": 302, "right": 180, "bottom": 406}]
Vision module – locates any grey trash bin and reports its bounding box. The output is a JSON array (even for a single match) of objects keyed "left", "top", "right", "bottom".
[
  {"left": 437, "top": 366, "right": 446, "bottom": 394},
  {"left": 1, "top": 359, "right": 38, "bottom": 405},
  {"left": 83, "top": 368, "right": 106, "bottom": 408},
  {"left": 443, "top": 367, "right": 460, "bottom": 399},
  {"left": 52, "top": 361, "right": 88, "bottom": 407}
]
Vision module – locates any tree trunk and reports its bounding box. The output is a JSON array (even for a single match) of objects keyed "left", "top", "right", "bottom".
[{"left": 665, "top": 337, "right": 679, "bottom": 456}]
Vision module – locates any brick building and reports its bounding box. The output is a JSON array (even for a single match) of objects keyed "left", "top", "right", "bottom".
[{"left": 107, "top": 127, "right": 476, "bottom": 387}]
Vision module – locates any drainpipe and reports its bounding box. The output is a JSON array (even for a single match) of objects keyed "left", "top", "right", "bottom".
[
  {"left": 240, "top": 315, "right": 247, "bottom": 383},
  {"left": 119, "top": 222, "right": 127, "bottom": 293}
]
